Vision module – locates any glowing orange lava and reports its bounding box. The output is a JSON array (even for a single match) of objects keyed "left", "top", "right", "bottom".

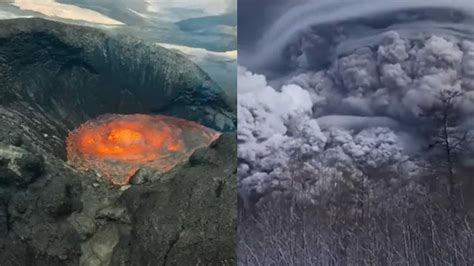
[{"left": 66, "top": 114, "right": 220, "bottom": 185}]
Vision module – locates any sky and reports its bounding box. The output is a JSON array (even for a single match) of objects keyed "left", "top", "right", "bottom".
[
  {"left": 8, "top": 0, "right": 236, "bottom": 23},
  {"left": 146, "top": 0, "right": 236, "bottom": 15}
]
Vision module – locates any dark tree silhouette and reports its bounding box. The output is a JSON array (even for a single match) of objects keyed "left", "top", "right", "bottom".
[{"left": 421, "top": 89, "right": 473, "bottom": 197}]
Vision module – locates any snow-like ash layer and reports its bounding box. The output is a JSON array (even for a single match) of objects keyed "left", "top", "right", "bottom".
[{"left": 67, "top": 114, "right": 220, "bottom": 185}]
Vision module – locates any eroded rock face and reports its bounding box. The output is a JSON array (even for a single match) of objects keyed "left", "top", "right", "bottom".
[
  {"left": 0, "top": 143, "right": 84, "bottom": 265},
  {"left": 114, "top": 134, "right": 237, "bottom": 265},
  {"left": 0, "top": 130, "right": 236, "bottom": 265}
]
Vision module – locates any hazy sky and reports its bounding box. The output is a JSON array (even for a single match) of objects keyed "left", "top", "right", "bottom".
[
  {"left": 238, "top": 0, "right": 306, "bottom": 51},
  {"left": 147, "top": 0, "right": 236, "bottom": 15}
]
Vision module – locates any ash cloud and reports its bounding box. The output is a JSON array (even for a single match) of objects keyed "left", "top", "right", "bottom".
[
  {"left": 237, "top": 0, "right": 307, "bottom": 54},
  {"left": 238, "top": 65, "right": 417, "bottom": 200},
  {"left": 242, "top": 0, "right": 474, "bottom": 72},
  {"left": 238, "top": 1, "right": 474, "bottom": 202}
]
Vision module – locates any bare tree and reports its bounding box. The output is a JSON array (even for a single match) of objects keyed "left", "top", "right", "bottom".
[
  {"left": 421, "top": 89, "right": 473, "bottom": 197},
  {"left": 239, "top": 139, "right": 474, "bottom": 265},
  {"left": 239, "top": 168, "right": 474, "bottom": 265},
  {"left": 238, "top": 96, "right": 474, "bottom": 265}
]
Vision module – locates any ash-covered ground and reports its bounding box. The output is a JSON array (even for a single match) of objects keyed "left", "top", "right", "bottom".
[{"left": 0, "top": 18, "right": 236, "bottom": 265}]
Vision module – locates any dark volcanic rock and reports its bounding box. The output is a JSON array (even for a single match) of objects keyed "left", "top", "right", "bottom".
[
  {"left": 39, "top": 176, "right": 83, "bottom": 218},
  {"left": 17, "top": 153, "right": 44, "bottom": 185},
  {"left": 113, "top": 134, "right": 237, "bottom": 265},
  {"left": 8, "top": 132, "right": 22, "bottom": 147},
  {"left": 3, "top": 168, "right": 85, "bottom": 265},
  {"left": 0, "top": 167, "right": 20, "bottom": 186},
  {"left": 0, "top": 17, "right": 236, "bottom": 266}
]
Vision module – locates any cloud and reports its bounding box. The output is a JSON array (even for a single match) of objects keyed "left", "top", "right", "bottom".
[
  {"left": 240, "top": 0, "right": 474, "bottom": 72},
  {"left": 238, "top": 1, "right": 474, "bottom": 202},
  {"left": 237, "top": 66, "right": 414, "bottom": 200},
  {"left": 11, "top": 0, "right": 124, "bottom": 25},
  {"left": 146, "top": 0, "right": 235, "bottom": 15},
  {"left": 238, "top": 29, "right": 474, "bottom": 201},
  {"left": 238, "top": 67, "right": 326, "bottom": 195}
]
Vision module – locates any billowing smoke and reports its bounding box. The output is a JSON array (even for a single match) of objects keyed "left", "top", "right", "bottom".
[
  {"left": 238, "top": 1, "right": 474, "bottom": 203},
  {"left": 238, "top": 66, "right": 419, "bottom": 201}
]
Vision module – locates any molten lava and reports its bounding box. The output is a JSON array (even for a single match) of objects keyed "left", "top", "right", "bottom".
[{"left": 66, "top": 114, "right": 220, "bottom": 185}]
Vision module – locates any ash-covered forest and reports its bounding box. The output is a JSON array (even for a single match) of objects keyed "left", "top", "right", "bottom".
[{"left": 237, "top": 1, "right": 474, "bottom": 264}]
